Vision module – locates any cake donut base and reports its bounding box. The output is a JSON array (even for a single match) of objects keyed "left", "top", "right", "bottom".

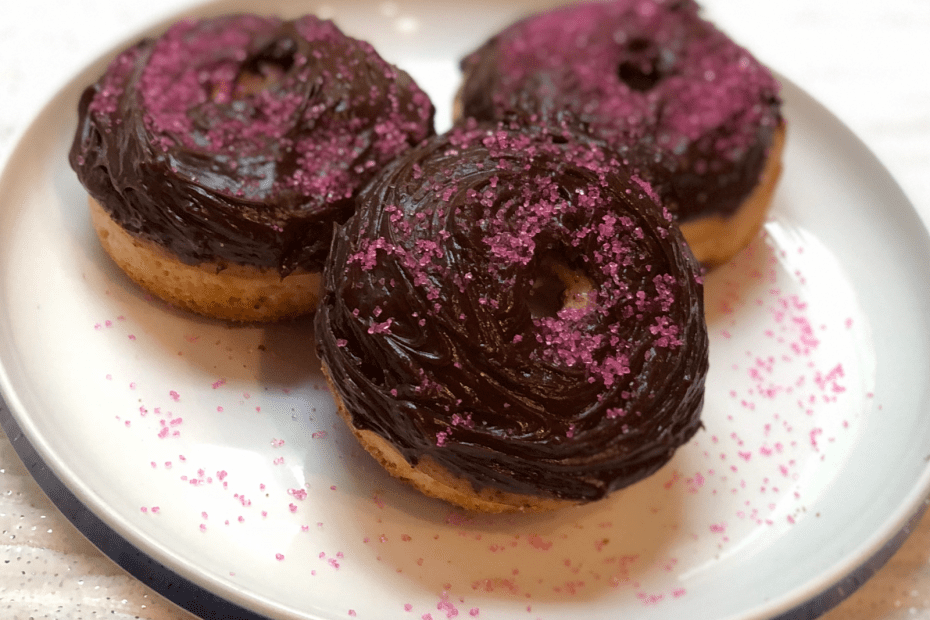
[
  {"left": 321, "top": 364, "right": 581, "bottom": 514},
  {"left": 88, "top": 198, "right": 321, "bottom": 322},
  {"left": 679, "top": 123, "right": 787, "bottom": 268}
]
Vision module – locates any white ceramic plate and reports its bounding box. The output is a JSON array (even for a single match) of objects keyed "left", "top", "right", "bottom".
[{"left": 3, "top": 1, "right": 930, "bottom": 619}]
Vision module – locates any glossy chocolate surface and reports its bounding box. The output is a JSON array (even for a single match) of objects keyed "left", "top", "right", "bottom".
[
  {"left": 70, "top": 14, "right": 434, "bottom": 275},
  {"left": 317, "top": 122, "right": 708, "bottom": 502},
  {"left": 458, "top": 0, "right": 782, "bottom": 221}
]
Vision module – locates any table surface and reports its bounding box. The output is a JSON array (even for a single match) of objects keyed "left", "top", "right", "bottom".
[{"left": 2, "top": 0, "right": 930, "bottom": 618}]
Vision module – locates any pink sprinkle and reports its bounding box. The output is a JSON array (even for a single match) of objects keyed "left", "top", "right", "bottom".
[
  {"left": 212, "top": 378, "right": 227, "bottom": 389},
  {"left": 368, "top": 318, "right": 394, "bottom": 335},
  {"left": 606, "top": 407, "right": 626, "bottom": 419},
  {"left": 276, "top": 553, "right": 285, "bottom": 561},
  {"left": 169, "top": 390, "right": 180, "bottom": 401},
  {"left": 436, "top": 598, "right": 458, "bottom": 618},
  {"left": 128, "top": 334, "right": 136, "bottom": 341},
  {"left": 638, "top": 592, "right": 665, "bottom": 605},
  {"left": 527, "top": 534, "right": 553, "bottom": 550},
  {"left": 809, "top": 428, "right": 823, "bottom": 449},
  {"left": 271, "top": 438, "right": 285, "bottom": 448},
  {"left": 151, "top": 507, "right": 160, "bottom": 514},
  {"left": 405, "top": 604, "right": 413, "bottom": 612}
]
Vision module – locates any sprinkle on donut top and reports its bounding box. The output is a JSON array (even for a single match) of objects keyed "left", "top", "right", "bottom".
[
  {"left": 71, "top": 14, "right": 435, "bottom": 274},
  {"left": 458, "top": 0, "right": 783, "bottom": 221},
  {"left": 316, "top": 121, "right": 708, "bottom": 502}
]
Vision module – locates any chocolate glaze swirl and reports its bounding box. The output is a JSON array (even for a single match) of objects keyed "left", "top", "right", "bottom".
[
  {"left": 458, "top": 0, "right": 782, "bottom": 221},
  {"left": 316, "top": 122, "right": 708, "bottom": 502},
  {"left": 69, "top": 14, "right": 434, "bottom": 275}
]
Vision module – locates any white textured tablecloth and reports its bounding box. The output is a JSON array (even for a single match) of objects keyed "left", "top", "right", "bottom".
[{"left": 2, "top": 0, "right": 930, "bottom": 618}]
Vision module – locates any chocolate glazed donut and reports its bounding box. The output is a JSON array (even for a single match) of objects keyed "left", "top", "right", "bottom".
[
  {"left": 458, "top": 0, "right": 784, "bottom": 267},
  {"left": 316, "top": 122, "right": 708, "bottom": 512},
  {"left": 70, "top": 14, "right": 435, "bottom": 277}
]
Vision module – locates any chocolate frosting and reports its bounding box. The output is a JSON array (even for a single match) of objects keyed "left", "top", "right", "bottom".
[
  {"left": 70, "top": 14, "right": 435, "bottom": 275},
  {"left": 316, "top": 122, "right": 708, "bottom": 502},
  {"left": 458, "top": 0, "right": 782, "bottom": 221}
]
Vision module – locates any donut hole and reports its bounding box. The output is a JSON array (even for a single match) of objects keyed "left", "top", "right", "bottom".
[
  {"left": 617, "top": 38, "right": 663, "bottom": 92},
  {"left": 527, "top": 257, "right": 594, "bottom": 319},
  {"left": 236, "top": 37, "right": 298, "bottom": 95}
]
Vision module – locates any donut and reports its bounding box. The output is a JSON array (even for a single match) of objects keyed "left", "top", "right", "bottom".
[
  {"left": 457, "top": 0, "right": 785, "bottom": 267},
  {"left": 69, "top": 14, "right": 435, "bottom": 321},
  {"left": 315, "top": 121, "right": 709, "bottom": 512}
]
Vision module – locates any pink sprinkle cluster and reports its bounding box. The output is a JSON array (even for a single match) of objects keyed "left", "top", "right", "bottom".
[
  {"left": 343, "top": 122, "right": 689, "bottom": 409},
  {"left": 90, "top": 14, "right": 435, "bottom": 204},
  {"left": 465, "top": 0, "right": 781, "bottom": 164}
]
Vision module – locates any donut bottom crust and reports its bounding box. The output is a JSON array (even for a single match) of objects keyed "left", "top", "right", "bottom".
[
  {"left": 680, "top": 122, "right": 786, "bottom": 268},
  {"left": 321, "top": 363, "right": 583, "bottom": 513},
  {"left": 88, "top": 197, "right": 322, "bottom": 322}
]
